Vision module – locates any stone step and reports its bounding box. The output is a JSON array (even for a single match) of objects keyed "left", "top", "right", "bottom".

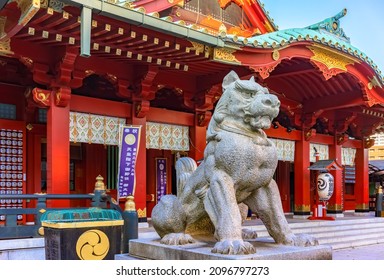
[
  {"left": 317, "top": 230, "right": 384, "bottom": 244},
  {"left": 244, "top": 217, "right": 384, "bottom": 250},
  {"left": 252, "top": 223, "right": 384, "bottom": 238},
  {"left": 326, "top": 237, "right": 384, "bottom": 250},
  {"left": 244, "top": 218, "right": 384, "bottom": 237},
  {"left": 255, "top": 232, "right": 384, "bottom": 251}
]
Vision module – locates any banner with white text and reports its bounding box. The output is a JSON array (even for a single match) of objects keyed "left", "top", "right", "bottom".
[
  {"left": 117, "top": 125, "right": 141, "bottom": 199},
  {"left": 156, "top": 158, "right": 167, "bottom": 203}
]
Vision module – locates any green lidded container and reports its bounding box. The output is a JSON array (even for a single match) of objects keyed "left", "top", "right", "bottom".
[{"left": 41, "top": 208, "right": 123, "bottom": 260}]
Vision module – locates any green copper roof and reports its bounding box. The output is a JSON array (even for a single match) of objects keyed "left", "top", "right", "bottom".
[{"left": 223, "top": 9, "right": 383, "bottom": 84}]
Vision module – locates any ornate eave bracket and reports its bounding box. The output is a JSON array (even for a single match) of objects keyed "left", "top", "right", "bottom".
[
  {"left": 308, "top": 46, "right": 356, "bottom": 80},
  {"left": 135, "top": 100, "right": 150, "bottom": 118},
  {"left": 117, "top": 79, "right": 132, "bottom": 99},
  {"left": 54, "top": 86, "right": 71, "bottom": 107},
  {"left": 31, "top": 87, "right": 51, "bottom": 107},
  {"left": 218, "top": 0, "right": 238, "bottom": 9},
  {"left": 336, "top": 133, "right": 349, "bottom": 145},
  {"left": 363, "top": 75, "right": 384, "bottom": 107},
  {"left": 249, "top": 60, "right": 281, "bottom": 80},
  {"left": 213, "top": 47, "right": 241, "bottom": 65},
  {"left": 304, "top": 128, "right": 316, "bottom": 141},
  {"left": 54, "top": 47, "right": 79, "bottom": 86},
  {"left": 335, "top": 113, "right": 356, "bottom": 135},
  {"left": 367, "top": 75, "right": 382, "bottom": 90},
  {"left": 196, "top": 111, "right": 212, "bottom": 127},
  {"left": 364, "top": 138, "right": 375, "bottom": 149},
  {"left": 139, "top": 66, "right": 158, "bottom": 101},
  {"left": 196, "top": 84, "right": 220, "bottom": 112},
  {"left": 29, "top": 86, "right": 71, "bottom": 108}
]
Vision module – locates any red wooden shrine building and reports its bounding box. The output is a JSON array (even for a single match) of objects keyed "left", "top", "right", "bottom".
[{"left": 1, "top": 0, "right": 384, "bottom": 222}]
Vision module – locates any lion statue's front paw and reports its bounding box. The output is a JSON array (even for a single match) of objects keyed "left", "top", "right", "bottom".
[
  {"left": 282, "top": 233, "right": 319, "bottom": 247},
  {"left": 160, "top": 233, "right": 196, "bottom": 246},
  {"left": 212, "top": 240, "right": 256, "bottom": 255},
  {"left": 242, "top": 228, "right": 258, "bottom": 240}
]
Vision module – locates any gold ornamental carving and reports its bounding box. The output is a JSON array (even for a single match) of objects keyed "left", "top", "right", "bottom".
[
  {"left": 294, "top": 204, "right": 311, "bottom": 212},
  {"left": 17, "top": 0, "right": 41, "bottom": 26},
  {"left": 249, "top": 61, "right": 280, "bottom": 79},
  {"left": 308, "top": 46, "right": 356, "bottom": 78},
  {"left": 188, "top": 41, "right": 205, "bottom": 54},
  {"left": 213, "top": 47, "right": 241, "bottom": 64},
  {"left": 40, "top": 0, "right": 48, "bottom": 8},
  {"left": 32, "top": 87, "right": 51, "bottom": 107},
  {"left": 272, "top": 50, "right": 280, "bottom": 61},
  {"left": 137, "top": 207, "right": 146, "bottom": 218},
  {"left": 364, "top": 138, "right": 375, "bottom": 149},
  {"left": 0, "top": 38, "right": 13, "bottom": 55},
  {"left": 0, "top": 16, "right": 6, "bottom": 38},
  {"left": 355, "top": 203, "right": 369, "bottom": 210},
  {"left": 54, "top": 87, "right": 71, "bottom": 107},
  {"left": 327, "top": 204, "right": 343, "bottom": 211},
  {"left": 367, "top": 75, "right": 382, "bottom": 90}
]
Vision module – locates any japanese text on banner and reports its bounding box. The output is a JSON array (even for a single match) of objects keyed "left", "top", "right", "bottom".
[
  {"left": 117, "top": 125, "right": 141, "bottom": 199},
  {"left": 156, "top": 158, "right": 167, "bottom": 202}
]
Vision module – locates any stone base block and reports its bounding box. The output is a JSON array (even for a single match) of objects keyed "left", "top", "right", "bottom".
[{"left": 121, "top": 237, "right": 332, "bottom": 260}]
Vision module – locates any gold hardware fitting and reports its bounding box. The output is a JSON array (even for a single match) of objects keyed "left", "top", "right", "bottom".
[
  {"left": 125, "top": 195, "right": 136, "bottom": 212},
  {"left": 94, "top": 175, "right": 106, "bottom": 191}
]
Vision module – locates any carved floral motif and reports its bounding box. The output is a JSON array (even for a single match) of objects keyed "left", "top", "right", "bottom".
[
  {"left": 249, "top": 61, "right": 280, "bottom": 79},
  {"left": 32, "top": 87, "right": 51, "bottom": 107},
  {"left": 308, "top": 46, "right": 356, "bottom": 80},
  {"left": 213, "top": 48, "right": 241, "bottom": 64},
  {"left": 17, "top": 0, "right": 40, "bottom": 26}
]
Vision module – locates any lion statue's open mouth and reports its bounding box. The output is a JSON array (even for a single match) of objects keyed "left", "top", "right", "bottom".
[
  {"left": 245, "top": 114, "right": 274, "bottom": 130},
  {"left": 151, "top": 71, "right": 318, "bottom": 255}
]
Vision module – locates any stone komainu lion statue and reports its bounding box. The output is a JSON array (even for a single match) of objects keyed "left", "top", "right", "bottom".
[{"left": 151, "top": 70, "right": 318, "bottom": 255}]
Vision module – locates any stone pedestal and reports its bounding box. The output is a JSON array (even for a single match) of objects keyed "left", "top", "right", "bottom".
[{"left": 116, "top": 236, "right": 332, "bottom": 260}]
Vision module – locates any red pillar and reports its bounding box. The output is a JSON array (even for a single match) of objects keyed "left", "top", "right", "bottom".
[
  {"left": 293, "top": 135, "right": 311, "bottom": 217},
  {"left": 354, "top": 147, "right": 370, "bottom": 214},
  {"left": 188, "top": 112, "right": 209, "bottom": 162},
  {"left": 328, "top": 139, "right": 343, "bottom": 216},
  {"left": 189, "top": 124, "right": 206, "bottom": 162},
  {"left": 276, "top": 161, "right": 291, "bottom": 212},
  {"left": 46, "top": 99, "right": 70, "bottom": 207},
  {"left": 131, "top": 105, "right": 147, "bottom": 222}
]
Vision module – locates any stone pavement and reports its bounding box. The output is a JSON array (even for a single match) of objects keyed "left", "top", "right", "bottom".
[{"left": 332, "top": 243, "right": 384, "bottom": 260}]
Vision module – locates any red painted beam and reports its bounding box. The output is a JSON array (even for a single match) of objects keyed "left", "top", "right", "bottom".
[
  {"left": 147, "top": 107, "right": 194, "bottom": 126},
  {"left": 70, "top": 95, "right": 132, "bottom": 118}
]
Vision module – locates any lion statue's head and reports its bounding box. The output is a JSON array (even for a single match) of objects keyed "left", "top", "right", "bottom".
[{"left": 208, "top": 71, "right": 280, "bottom": 139}]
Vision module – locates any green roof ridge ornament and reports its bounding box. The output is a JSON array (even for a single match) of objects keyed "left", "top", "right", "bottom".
[{"left": 306, "top": 8, "right": 350, "bottom": 43}]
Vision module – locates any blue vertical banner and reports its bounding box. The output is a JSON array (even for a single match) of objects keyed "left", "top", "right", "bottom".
[
  {"left": 155, "top": 158, "right": 167, "bottom": 203},
  {"left": 117, "top": 125, "right": 141, "bottom": 199}
]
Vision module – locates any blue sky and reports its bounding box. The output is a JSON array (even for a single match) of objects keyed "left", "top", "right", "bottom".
[{"left": 261, "top": 0, "right": 384, "bottom": 73}]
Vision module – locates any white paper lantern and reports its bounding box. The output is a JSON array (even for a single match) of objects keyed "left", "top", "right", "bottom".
[{"left": 317, "top": 172, "right": 334, "bottom": 201}]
